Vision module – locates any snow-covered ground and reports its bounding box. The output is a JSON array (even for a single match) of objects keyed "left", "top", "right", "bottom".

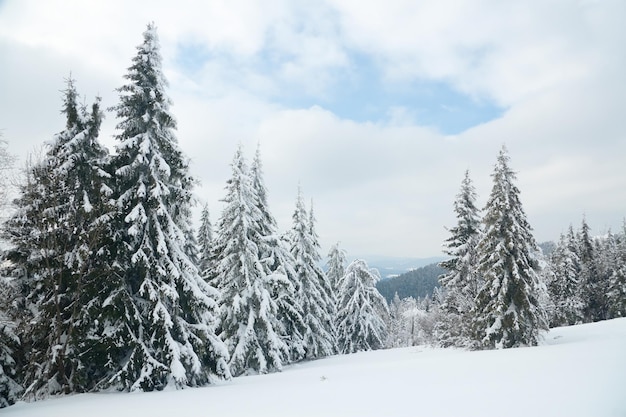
[{"left": 5, "top": 318, "right": 626, "bottom": 417}]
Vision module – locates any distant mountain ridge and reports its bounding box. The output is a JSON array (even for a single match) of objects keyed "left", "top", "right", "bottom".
[
  {"left": 351, "top": 255, "right": 446, "bottom": 279},
  {"left": 375, "top": 263, "right": 446, "bottom": 303}
]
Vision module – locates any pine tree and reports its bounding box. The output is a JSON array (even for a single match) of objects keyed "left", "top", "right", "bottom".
[
  {"left": 471, "top": 146, "right": 548, "bottom": 349},
  {"left": 250, "top": 147, "right": 305, "bottom": 363},
  {"left": 287, "top": 193, "right": 335, "bottom": 359},
  {"left": 3, "top": 77, "right": 112, "bottom": 397},
  {"left": 437, "top": 170, "right": 481, "bottom": 347},
  {"left": 336, "top": 259, "right": 389, "bottom": 354},
  {"left": 197, "top": 204, "right": 213, "bottom": 279},
  {"left": 546, "top": 227, "right": 584, "bottom": 326},
  {"left": 607, "top": 221, "right": 626, "bottom": 318},
  {"left": 0, "top": 277, "right": 22, "bottom": 408},
  {"left": 0, "top": 135, "right": 20, "bottom": 408},
  {"left": 213, "top": 146, "right": 289, "bottom": 376},
  {"left": 593, "top": 229, "right": 614, "bottom": 321},
  {"left": 0, "top": 134, "right": 16, "bottom": 217},
  {"left": 326, "top": 242, "right": 347, "bottom": 298},
  {"left": 107, "top": 23, "right": 229, "bottom": 390},
  {"left": 577, "top": 217, "right": 607, "bottom": 322}
]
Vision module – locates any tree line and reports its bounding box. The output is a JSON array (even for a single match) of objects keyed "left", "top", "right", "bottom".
[
  {"left": 0, "top": 24, "right": 389, "bottom": 407},
  {"left": 385, "top": 154, "right": 626, "bottom": 350}
]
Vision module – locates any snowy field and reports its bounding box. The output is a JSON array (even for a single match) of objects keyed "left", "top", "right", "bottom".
[{"left": 5, "top": 318, "right": 626, "bottom": 417}]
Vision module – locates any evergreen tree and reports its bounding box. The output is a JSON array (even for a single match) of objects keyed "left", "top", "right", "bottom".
[
  {"left": 577, "top": 217, "right": 607, "bottom": 322},
  {"left": 385, "top": 293, "right": 419, "bottom": 348},
  {"left": 0, "top": 134, "right": 16, "bottom": 217},
  {"left": 471, "top": 146, "right": 548, "bottom": 349},
  {"left": 213, "top": 146, "right": 289, "bottom": 376},
  {"left": 197, "top": 204, "right": 213, "bottom": 278},
  {"left": 3, "top": 77, "right": 111, "bottom": 397},
  {"left": 593, "top": 229, "right": 614, "bottom": 321},
  {"left": 250, "top": 147, "right": 305, "bottom": 363},
  {"left": 607, "top": 221, "right": 626, "bottom": 318},
  {"left": 107, "top": 23, "right": 229, "bottom": 390},
  {"left": 0, "top": 135, "right": 20, "bottom": 408},
  {"left": 0, "top": 278, "right": 21, "bottom": 408},
  {"left": 326, "top": 242, "right": 347, "bottom": 297},
  {"left": 546, "top": 227, "right": 584, "bottom": 326},
  {"left": 437, "top": 170, "right": 481, "bottom": 347},
  {"left": 336, "top": 259, "right": 388, "bottom": 354},
  {"left": 287, "top": 193, "right": 335, "bottom": 359}
]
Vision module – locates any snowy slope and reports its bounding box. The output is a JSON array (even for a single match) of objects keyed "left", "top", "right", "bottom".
[{"left": 5, "top": 318, "right": 626, "bottom": 417}]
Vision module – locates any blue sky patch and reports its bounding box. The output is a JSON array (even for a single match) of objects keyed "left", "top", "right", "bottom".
[{"left": 175, "top": 42, "right": 504, "bottom": 135}]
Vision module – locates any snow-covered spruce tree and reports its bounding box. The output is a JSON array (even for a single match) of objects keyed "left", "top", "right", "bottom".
[
  {"left": 2, "top": 78, "right": 113, "bottom": 397},
  {"left": 250, "top": 147, "right": 305, "bottom": 363},
  {"left": 437, "top": 170, "right": 482, "bottom": 347},
  {"left": 592, "top": 229, "right": 614, "bottom": 321},
  {"left": 386, "top": 293, "right": 409, "bottom": 348},
  {"left": 546, "top": 226, "right": 584, "bottom": 326},
  {"left": 326, "top": 242, "right": 347, "bottom": 297},
  {"left": 197, "top": 204, "right": 213, "bottom": 279},
  {"left": 471, "top": 146, "right": 548, "bottom": 349},
  {"left": 336, "top": 259, "right": 388, "bottom": 354},
  {"left": 577, "top": 217, "right": 607, "bottom": 322},
  {"left": 0, "top": 276, "right": 22, "bottom": 407},
  {"left": 607, "top": 221, "right": 626, "bottom": 318},
  {"left": 0, "top": 135, "right": 16, "bottom": 217},
  {"left": 213, "top": 146, "right": 289, "bottom": 376},
  {"left": 286, "top": 193, "right": 335, "bottom": 359},
  {"left": 0, "top": 140, "right": 20, "bottom": 408},
  {"left": 107, "top": 23, "right": 229, "bottom": 390}
]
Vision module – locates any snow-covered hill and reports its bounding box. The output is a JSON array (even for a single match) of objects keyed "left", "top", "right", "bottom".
[{"left": 5, "top": 318, "right": 626, "bottom": 417}]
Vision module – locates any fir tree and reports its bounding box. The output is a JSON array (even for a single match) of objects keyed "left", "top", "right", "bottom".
[
  {"left": 197, "top": 204, "right": 213, "bottom": 279},
  {"left": 336, "top": 259, "right": 389, "bottom": 354},
  {"left": 213, "top": 146, "right": 289, "bottom": 376},
  {"left": 287, "top": 193, "right": 335, "bottom": 359},
  {"left": 107, "top": 23, "right": 229, "bottom": 390},
  {"left": 3, "top": 77, "right": 111, "bottom": 397},
  {"left": 0, "top": 278, "right": 22, "bottom": 408},
  {"left": 0, "top": 135, "right": 16, "bottom": 216},
  {"left": 326, "top": 242, "right": 347, "bottom": 297},
  {"left": 471, "top": 146, "right": 548, "bottom": 349},
  {"left": 437, "top": 170, "right": 481, "bottom": 347},
  {"left": 546, "top": 227, "right": 584, "bottom": 326},
  {"left": 250, "top": 147, "right": 305, "bottom": 363},
  {"left": 607, "top": 221, "right": 626, "bottom": 318},
  {"left": 577, "top": 217, "right": 606, "bottom": 322},
  {"left": 0, "top": 135, "right": 20, "bottom": 407}
]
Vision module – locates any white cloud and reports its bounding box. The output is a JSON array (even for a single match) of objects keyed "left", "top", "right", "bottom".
[{"left": 1, "top": 0, "right": 624, "bottom": 257}]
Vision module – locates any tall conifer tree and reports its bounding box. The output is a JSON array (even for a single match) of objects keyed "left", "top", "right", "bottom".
[
  {"left": 471, "top": 146, "right": 548, "bottom": 349},
  {"left": 3, "top": 78, "right": 111, "bottom": 397},
  {"left": 607, "top": 221, "right": 626, "bottom": 318},
  {"left": 286, "top": 193, "right": 336, "bottom": 359},
  {"left": 212, "top": 146, "right": 289, "bottom": 376},
  {"left": 437, "top": 170, "right": 481, "bottom": 347},
  {"left": 0, "top": 267, "right": 21, "bottom": 407},
  {"left": 108, "top": 23, "right": 228, "bottom": 390},
  {"left": 326, "top": 242, "right": 347, "bottom": 297},
  {"left": 577, "top": 217, "right": 607, "bottom": 322},
  {"left": 546, "top": 226, "right": 584, "bottom": 326},
  {"left": 250, "top": 147, "right": 305, "bottom": 363}
]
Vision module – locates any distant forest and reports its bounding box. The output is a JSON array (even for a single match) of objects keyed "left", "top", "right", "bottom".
[{"left": 376, "top": 263, "right": 445, "bottom": 303}]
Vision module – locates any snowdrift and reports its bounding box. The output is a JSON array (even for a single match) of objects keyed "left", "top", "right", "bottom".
[{"left": 5, "top": 318, "right": 626, "bottom": 417}]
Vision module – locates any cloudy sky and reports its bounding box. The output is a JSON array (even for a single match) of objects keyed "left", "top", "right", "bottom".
[{"left": 1, "top": 0, "right": 624, "bottom": 259}]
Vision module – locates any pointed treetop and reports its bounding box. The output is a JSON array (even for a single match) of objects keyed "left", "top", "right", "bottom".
[{"left": 61, "top": 75, "right": 80, "bottom": 129}]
